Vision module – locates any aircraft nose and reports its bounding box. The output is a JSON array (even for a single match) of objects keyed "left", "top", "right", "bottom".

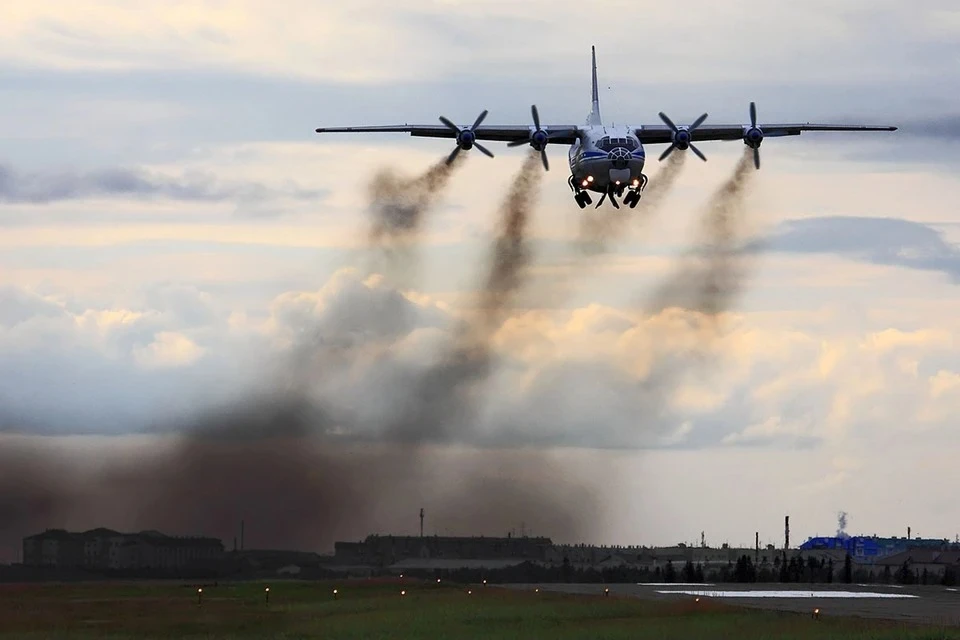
[{"left": 608, "top": 147, "right": 630, "bottom": 170}]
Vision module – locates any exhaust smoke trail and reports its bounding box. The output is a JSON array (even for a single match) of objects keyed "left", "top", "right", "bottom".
[
  {"left": 390, "top": 149, "right": 544, "bottom": 442},
  {"left": 364, "top": 154, "right": 465, "bottom": 286},
  {"left": 0, "top": 148, "right": 604, "bottom": 560},
  {"left": 647, "top": 147, "right": 757, "bottom": 324},
  {"left": 637, "top": 147, "right": 758, "bottom": 396},
  {"left": 474, "top": 149, "right": 544, "bottom": 337}
]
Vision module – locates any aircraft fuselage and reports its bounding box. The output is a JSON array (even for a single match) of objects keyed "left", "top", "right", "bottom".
[{"left": 568, "top": 126, "right": 646, "bottom": 194}]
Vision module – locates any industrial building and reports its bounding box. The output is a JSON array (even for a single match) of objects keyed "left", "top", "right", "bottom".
[
  {"left": 22, "top": 528, "right": 223, "bottom": 571},
  {"left": 334, "top": 534, "right": 553, "bottom": 568},
  {"left": 799, "top": 535, "right": 959, "bottom": 560}
]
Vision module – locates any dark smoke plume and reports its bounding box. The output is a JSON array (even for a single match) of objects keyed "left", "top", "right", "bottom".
[
  {"left": 364, "top": 154, "right": 465, "bottom": 286},
  {"left": 577, "top": 151, "right": 688, "bottom": 255},
  {"left": 388, "top": 150, "right": 544, "bottom": 443},
  {"left": 0, "top": 396, "right": 601, "bottom": 556},
  {"left": 637, "top": 148, "right": 758, "bottom": 397},
  {"left": 0, "top": 149, "right": 603, "bottom": 560},
  {"left": 647, "top": 147, "right": 757, "bottom": 323}
]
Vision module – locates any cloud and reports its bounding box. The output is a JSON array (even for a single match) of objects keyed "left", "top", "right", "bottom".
[
  {"left": 753, "top": 216, "right": 960, "bottom": 282},
  {"left": 3, "top": 268, "right": 958, "bottom": 456},
  {"left": 0, "top": 161, "right": 325, "bottom": 210}
]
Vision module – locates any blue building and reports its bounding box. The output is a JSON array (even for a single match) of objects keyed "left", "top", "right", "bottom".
[{"left": 800, "top": 535, "right": 952, "bottom": 559}]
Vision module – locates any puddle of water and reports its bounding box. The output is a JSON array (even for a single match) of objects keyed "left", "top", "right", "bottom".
[{"left": 657, "top": 590, "right": 919, "bottom": 599}]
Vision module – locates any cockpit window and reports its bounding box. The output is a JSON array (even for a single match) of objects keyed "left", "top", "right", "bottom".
[{"left": 596, "top": 136, "right": 637, "bottom": 151}]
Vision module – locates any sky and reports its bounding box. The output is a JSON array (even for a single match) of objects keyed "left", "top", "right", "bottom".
[{"left": 1, "top": 0, "right": 960, "bottom": 557}]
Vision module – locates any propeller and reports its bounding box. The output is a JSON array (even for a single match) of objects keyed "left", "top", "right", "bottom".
[
  {"left": 507, "top": 104, "right": 565, "bottom": 171},
  {"left": 658, "top": 111, "right": 708, "bottom": 162},
  {"left": 439, "top": 110, "right": 495, "bottom": 165},
  {"left": 743, "top": 101, "right": 763, "bottom": 170}
]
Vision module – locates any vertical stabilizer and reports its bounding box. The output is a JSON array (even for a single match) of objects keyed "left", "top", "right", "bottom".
[{"left": 588, "top": 46, "right": 602, "bottom": 126}]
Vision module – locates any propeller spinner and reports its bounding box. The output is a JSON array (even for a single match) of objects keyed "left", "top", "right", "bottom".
[
  {"left": 743, "top": 101, "right": 763, "bottom": 170},
  {"left": 506, "top": 105, "right": 565, "bottom": 171},
  {"left": 658, "top": 111, "right": 708, "bottom": 162},
  {"left": 439, "top": 110, "right": 495, "bottom": 165}
]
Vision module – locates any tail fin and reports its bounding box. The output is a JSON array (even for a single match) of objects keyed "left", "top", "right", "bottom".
[{"left": 587, "top": 45, "right": 602, "bottom": 126}]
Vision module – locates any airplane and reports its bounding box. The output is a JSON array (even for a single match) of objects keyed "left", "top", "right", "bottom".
[{"left": 315, "top": 47, "right": 897, "bottom": 210}]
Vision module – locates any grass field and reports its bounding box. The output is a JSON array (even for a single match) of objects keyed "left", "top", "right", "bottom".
[{"left": 2, "top": 578, "right": 959, "bottom": 639}]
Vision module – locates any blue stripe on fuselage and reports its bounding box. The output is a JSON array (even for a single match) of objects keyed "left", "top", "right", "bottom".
[{"left": 582, "top": 150, "right": 645, "bottom": 158}]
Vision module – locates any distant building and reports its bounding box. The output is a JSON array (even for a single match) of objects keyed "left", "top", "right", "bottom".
[
  {"left": 800, "top": 535, "right": 958, "bottom": 560},
  {"left": 334, "top": 534, "right": 553, "bottom": 567},
  {"left": 23, "top": 529, "right": 223, "bottom": 571}
]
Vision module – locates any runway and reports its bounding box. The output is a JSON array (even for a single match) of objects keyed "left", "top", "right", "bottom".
[{"left": 502, "top": 583, "right": 960, "bottom": 626}]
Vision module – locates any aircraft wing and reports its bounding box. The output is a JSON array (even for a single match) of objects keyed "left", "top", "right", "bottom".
[
  {"left": 634, "top": 123, "right": 897, "bottom": 145},
  {"left": 315, "top": 124, "right": 581, "bottom": 145}
]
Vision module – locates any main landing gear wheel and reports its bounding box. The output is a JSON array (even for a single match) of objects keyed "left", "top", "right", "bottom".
[
  {"left": 575, "top": 191, "right": 592, "bottom": 208},
  {"left": 624, "top": 190, "right": 641, "bottom": 208}
]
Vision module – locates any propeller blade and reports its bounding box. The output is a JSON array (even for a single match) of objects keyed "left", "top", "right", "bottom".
[
  {"left": 439, "top": 116, "right": 460, "bottom": 133},
  {"left": 470, "top": 109, "right": 489, "bottom": 131},
  {"left": 749, "top": 102, "right": 757, "bottom": 128},
  {"left": 690, "top": 143, "right": 707, "bottom": 162},
  {"left": 658, "top": 112, "right": 679, "bottom": 133},
  {"left": 690, "top": 113, "right": 709, "bottom": 131},
  {"left": 474, "top": 142, "right": 495, "bottom": 158},
  {"left": 446, "top": 146, "right": 461, "bottom": 165},
  {"left": 507, "top": 139, "right": 528, "bottom": 147},
  {"left": 753, "top": 147, "right": 760, "bottom": 170},
  {"left": 659, "top": 144, "right": 676, "bottom": 162},
  {"left": 540, "top": 149, "right": 549, "bottom": 171},
  {"left": 531, "top": 105, "right": 541, "bottom": 131}
]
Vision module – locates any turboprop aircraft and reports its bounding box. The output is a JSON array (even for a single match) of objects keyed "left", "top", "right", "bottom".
[{"left": 315, "top": 47, "right": 897, "bottom": 210}]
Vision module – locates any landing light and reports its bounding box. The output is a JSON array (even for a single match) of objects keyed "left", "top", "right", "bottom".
[
  {"left": 615, "top": 181, "right": 621, "bottom": 186},
  {"left": 587, "top": 175, "right": 594, "bottom": 182},
  {"left": 632, "top": 179, "right": 639, "bottom": 187},
  {"left": 581, "top": 180, "right": 589, "bottom": 187}
]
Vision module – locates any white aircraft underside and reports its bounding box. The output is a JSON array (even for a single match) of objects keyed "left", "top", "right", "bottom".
[{"left": 315, "top": 47, "right": 897, "bottom": 210}]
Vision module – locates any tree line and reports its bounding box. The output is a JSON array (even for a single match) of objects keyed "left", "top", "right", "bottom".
[{"left": 374, "top": 553, "right": 958, "bottom": 586}]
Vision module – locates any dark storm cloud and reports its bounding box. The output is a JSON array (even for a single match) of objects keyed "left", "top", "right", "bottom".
[
  {"left": 0, "top": 161, "right": 325, "bottom": 206},
  {"left": 752, "top": 216, "right": 960, "bottom": 282}
]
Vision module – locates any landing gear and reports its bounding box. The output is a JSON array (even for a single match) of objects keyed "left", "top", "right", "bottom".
[
  {"left": 574, "top": 190, "right": 593, "bottom": 209},
  {"left": 623, "top": 173, "right": 649, "bottom": 209}
]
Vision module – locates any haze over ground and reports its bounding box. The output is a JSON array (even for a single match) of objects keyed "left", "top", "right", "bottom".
[{"left": 1, "top": 1, "right": 959, "bottom": 560}]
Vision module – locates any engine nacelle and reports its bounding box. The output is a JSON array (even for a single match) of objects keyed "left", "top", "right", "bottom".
[
  {"left": 672, "top": 128, "right": 692, "bottom": 150},
  {"left": 531, "top": 129, "right": 549, "bottom": 151},
  {"left": 457, "top": 129, "right": 476, "bottom": 150},
  {"left": 743, "top": 126, "right": 763, "bottom": 149}
]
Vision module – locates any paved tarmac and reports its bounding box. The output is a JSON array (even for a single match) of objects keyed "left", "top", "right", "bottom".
[{"left": 503, "top": 582, "right": 960, "bottom": 626}]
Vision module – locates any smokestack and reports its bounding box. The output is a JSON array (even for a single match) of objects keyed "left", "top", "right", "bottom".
[
  {"left": 419, "top": 508, "right": 424, "bottom": 538},
  {"left": 784, "top": 516, "right": 790, "bottom": 550},
  {"left": 908, "top": 526, "right": 911, "bottom": 540},
  {"left": 755, "top": 531, "right": 759, "bottom": 563},
  {"left": 701, "top": 531, "right": 705, "bottom": 548},
  {"left": 240, "top": 520, "right": 245, "bottom": 551}
]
